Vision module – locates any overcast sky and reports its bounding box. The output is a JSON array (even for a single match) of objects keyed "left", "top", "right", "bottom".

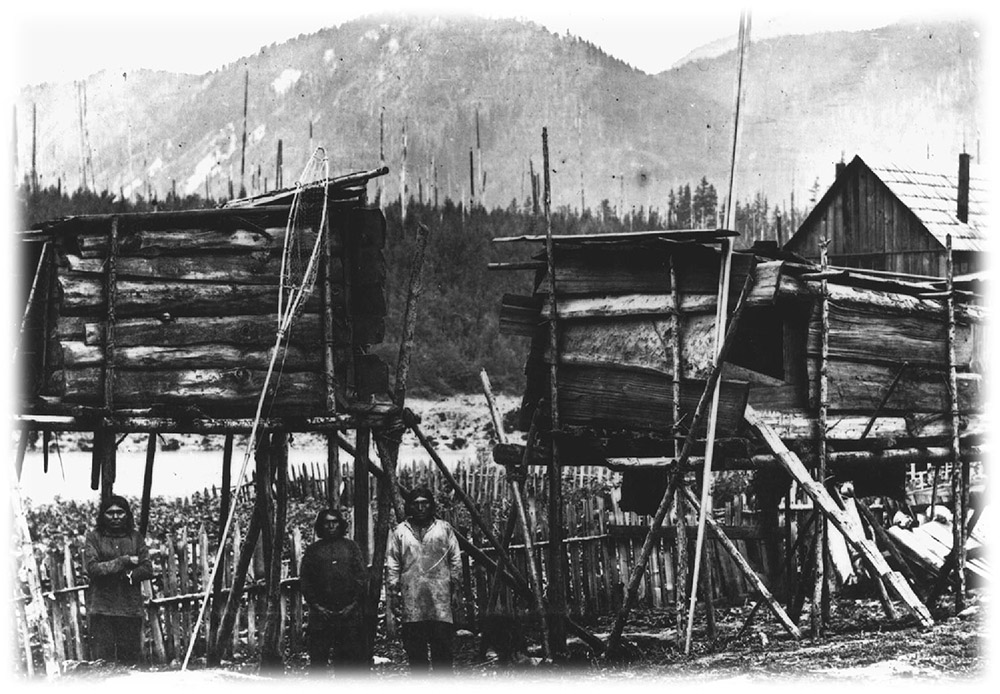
[{"left": 7, "top": 0, "right": 956, "bottom": 88}]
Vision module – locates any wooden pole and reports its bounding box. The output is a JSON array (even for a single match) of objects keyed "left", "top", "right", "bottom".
[
  {"left": 209, "top": 498, "right": 265, "bottom": 661},
  {"left": 239, "top": 70, "right": 248, "bottom": 197},
  {"left": 677, "top": 485, "right": 801, "bottom": 638},
  {"left": 480, "top": 372, "right": 551, "bottom": 657},
  {"left": 400, "top": 117, "right": 408, "bottom": 224},
  {"left": 260, "top": 433, "right": 287, "bottom": 668},
  {"left": 14, "top": 429, "right": 29, "bottom": 481},
  {"left": 813, "top": 239, "right": 830, "bottom": 637},
  {"left": 10, "top": 462, "right": 60, "bottom": 677},
  {"left": 207, "top": 433, "right": 234, "bottom": 663},
  {"left": 684, "top": 234, "right": 733, "bottom": 654},
  {"left": 354, "top": 429, "right": 371, "bottom": 562},
  {"left": 139, "top": 433, "right": 157, "bottom": 535},
  {"left": 606, "top": 270, "right": 757, "bottom": 656},
  {"left": 668, "top": 253, "right": 689, "bottom": 647},
  {"left": 541, "top": 126, "right": 568, "bottom": 656},
  {"left": 14, "top": 241, "right": 49, "bottom": 365},
  {"left": 945, "top": 234, "right": 967, "bottom": 612},
  {"left": 745, "top": 405, "right": 934, "bottom": 628}
]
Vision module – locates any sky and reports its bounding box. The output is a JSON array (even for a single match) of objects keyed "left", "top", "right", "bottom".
[{"left": 5, "top": 0, "right": 946, "bottom": 89}]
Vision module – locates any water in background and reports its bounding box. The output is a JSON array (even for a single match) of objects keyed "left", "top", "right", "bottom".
[{"left": 17, "top": 441, "right": 478, "bottom": 505}]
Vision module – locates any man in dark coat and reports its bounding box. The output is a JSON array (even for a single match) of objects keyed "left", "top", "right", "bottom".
[
  {"left": 83, "top": 495, "right": 154, "bottom": 665},
  {"left": 299, "top": 508, "right": 370, "bottom": 674}
]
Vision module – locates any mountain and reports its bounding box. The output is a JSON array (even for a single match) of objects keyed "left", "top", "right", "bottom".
[{"left": 14, "top": 14, "right": 984, "bottom": 218}]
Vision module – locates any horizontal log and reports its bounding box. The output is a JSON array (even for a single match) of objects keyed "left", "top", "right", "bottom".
[
  {"left": 746, "top": 407, "right": 987, "bottom": 441},
  {"left": 557, "top": 364, "right": 749, "bottom": 435},
  {"left": 61, "top": 341, "right": 323, "bottom": 371},
  {"left": 541, "top": 292, "right": 719, "bottom": 319},
  {"left": 59, "top": 367, "right": 327, "bottom": 412},
  {"left": 83, "top": 314, "right": 335, "bottom": 349},
  {"left": 806, "top": 302, "right": 975, "bottom": 367},
  {"left": 499, "top": 294, "right": 543, "bottom": 336},
  {"left": 62, "top": 251, "right": 342, "bottom": 285},
  {"left": 13, "top": 409, "right": 400, "bottom": 433},
  {"left": 543, "top": 245, "right": 754, "bottom": 299},
  {"left": 777, "top": 273, "right": 985, "bottom": 324},
  {"left": 59, "top": 275, "right": 324, "bottom": 317},
  {"left": 544, "top": 314, "right": 717, "bottom": 377},
  {"left": 807, "top": 358, "right": 982, "bottom": 413},
  {"left": 606, "top": 445, "right": 982, "bottom": 469},
  {"left": 76, "top": 226, "right": 307, "bottom": 257}
]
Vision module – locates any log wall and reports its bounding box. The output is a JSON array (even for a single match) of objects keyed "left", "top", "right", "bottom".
[{"left": 35, "top": 206, "right": 388, "bottom": 416}]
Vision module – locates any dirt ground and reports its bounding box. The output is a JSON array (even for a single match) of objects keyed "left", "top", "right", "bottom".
[{"left": 45, "top": 588, "right": 987, "bottom": 688}]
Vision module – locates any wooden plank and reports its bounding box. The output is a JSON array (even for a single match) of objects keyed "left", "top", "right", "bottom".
[
  {"left": 745, "top": 405, "right": 934, "bottom": 628},
  {"left": 807, "top": 358, "right": 982, "bottom": 413},
  {"left": 777, "top": 274, "right": 985, "bottom": 324},
  {"left": 59, "top": 276, "right": 322, "bottom": 318},
  {"left": 84, "top": 314, "right": 328, "bottom": 349},
  {"left": 64, "top": 252, "right": 290, "bottom": 284},
  {"left": 745, "top": 407, "right": 986, "bottom": 441},
  {"left": 807, "top": 302, "right": 975, "bottom": 367},
  {"left": 542, "top": 292, "right": 719, "bottom": 319},
  {"left": 61, "top": 341, "right": 322, "bottom": 371},
  {"left": 558, "top": 365, "right": 750, "bottom": 435},
  {"left": 73, "top": 226, "right": 323, "bottom": 257},
  {"left": 60, "top": 367, "right": 325, "bottom": 409}
]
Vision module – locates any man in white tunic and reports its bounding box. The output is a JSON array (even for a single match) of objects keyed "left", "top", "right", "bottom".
[{"left": 386, "top": 486, "right": 463, "bottom": 673}]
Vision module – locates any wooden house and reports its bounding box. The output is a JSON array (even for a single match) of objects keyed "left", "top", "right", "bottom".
[
  {"left": 785, "top": 154, "right": 988, "bottom": 276},
  {"left": 17, "top": 167, "right": 393, "bottom": 429},
  {"left": 492, "top": 228, "right": 985, "bottom": 631},
  {"left": 495, "top": 230, "right": 984, "bottom": 465}
]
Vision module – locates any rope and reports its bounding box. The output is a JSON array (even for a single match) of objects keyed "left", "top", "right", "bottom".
[{"left": 182, "top": 149, "right": 331, "bottom": 670}]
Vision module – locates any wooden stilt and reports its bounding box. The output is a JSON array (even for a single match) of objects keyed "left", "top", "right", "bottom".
[
  {"left": 450, "top": 525, "right": 604, "bottom": 654},
  {"left": 606, "top": 269, "right": 757, "bottom": 657},
  {"left": 139, "top": 432, "right": 157, "bottom": 535},
  {"left": 96, "top": 429, "right": 117, "bottom": 501},
  {"left": 668, "top": 254, "right": 688, "bottom": 648},
  {"left": 541, "top": 127, "right": 568, "bottom": 657},
  {"left": 745, "top": 405, "right": 934, "bottom": 628},
  {"left": 207, "top": 433, "right": 234, "bottom": 662},
  {"left": 209, "top": 499, "right": 265, "bottom": 661},
  {"left": 685, "top": 233, "right": 734, "bottom": 653},
  {"left": 681, "top": 485, "right": 800, "bottom": 638},
  {"left": 944, "top": 235, "right": 967, "bottom": 612},
  {"left": 354, "top": 429, "right": 371, "bottom": 562},
  {"left": 10, "top": 462, "right": 60, "bottom": 677},
  {"left": 812, "top": 238, "right": 830, "bottom": 637},
  {"left": 14, "top": 428, "right": 30, "bottom": 481},
  {"left": 261, "top": 433, "right": 287, "bottom": 668}
]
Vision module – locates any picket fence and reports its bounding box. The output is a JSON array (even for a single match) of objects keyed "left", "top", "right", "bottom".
[{"left": 20, "top": 458, "right": 777, "bottom": 671}]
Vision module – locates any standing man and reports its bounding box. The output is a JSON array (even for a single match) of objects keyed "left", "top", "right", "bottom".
[
  {"left": 386, "top": 487, "right": 463, "bottom": 674},
  {"left": 299, "top": 508, "right": 370, "bottom": 674}
]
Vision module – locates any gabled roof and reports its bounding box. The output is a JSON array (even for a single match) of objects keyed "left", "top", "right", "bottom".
[
  {"left": 868, "top": 159, "right": 988, "bottom": 252},
  {"left": 787, "top": 155, "right": 988, "bottom": 253}
]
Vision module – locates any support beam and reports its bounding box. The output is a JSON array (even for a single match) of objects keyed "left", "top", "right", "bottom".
[
  {"left": 541, "top": 126, "right": 567, "bottom": 656},
  {"left": 139, "top": 433, "right": 157, "bottom": 535},
  {"left": 744, "top": 405, "right": 934, "bottom": 628},
  {"left": 606, "top": 269, "right": 757, "bottom": 657},
  {"left": 260, "top": 433, "right": 287, "bottom": 668},
  {"left": 354, "top": 429, "right": 371, "bottom": 562}
]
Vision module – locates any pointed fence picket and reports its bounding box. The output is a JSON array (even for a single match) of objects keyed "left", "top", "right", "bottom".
[{"left": 19, "top": 458, "right": 783, "bottom": 673}]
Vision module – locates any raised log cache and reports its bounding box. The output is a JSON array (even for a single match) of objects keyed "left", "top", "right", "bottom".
[{"left": 24, "top": 187, "right": 391, "bottom": 419}]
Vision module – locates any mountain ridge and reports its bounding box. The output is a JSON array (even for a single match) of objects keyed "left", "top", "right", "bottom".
[{"left": 15, "top": 14, "right": 983, "bottom": 217}]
